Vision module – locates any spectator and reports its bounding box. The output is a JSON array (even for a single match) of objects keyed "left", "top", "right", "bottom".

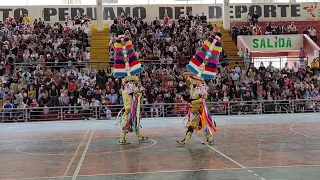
[
  {"left": 252, "top": 11, "right": 259, "bottom": 25},
  {"left": 288, "top": 22, "right": 297, "bottom": 34},
  {"left": 230, "top": 69, "right": 240, "bottom": 81},
  {"left": 311, "top": 58, "right": 319, "bottom": 72},
  {"left": 308, "top": 27, "right": 317, "bottom": 42},
  {"left": 265, "top": 22, "right": 272, "bottom": 35},
  {"left": 298, "top": 47, "right": 307, "bottom": 66},
  {"left": 246, "top": 13, "right": 252, "bottom": 25},
  {"left": 243, "top": 48, "right": 250, "bottom": 70}
]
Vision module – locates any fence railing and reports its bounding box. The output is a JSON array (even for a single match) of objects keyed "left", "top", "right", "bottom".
[
  {"left": 13, "top": 59, "right": 180, "bottom": 70},
  {"left": 251, "top": 57, "right": 309, "bottom": 69},
  {"left": 1, "top": 99, "right": 319, "bottom": 123},
  {"left": 13, "top": 56, "right": 308, "bottom": 71}
]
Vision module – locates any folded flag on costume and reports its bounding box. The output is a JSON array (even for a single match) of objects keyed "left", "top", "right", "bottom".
[
  {"left": 113, "top": 36, "right": 143, "bottom": 77},
  {"left": 186, "top": 35, "right": 223, "bottom": 80}
]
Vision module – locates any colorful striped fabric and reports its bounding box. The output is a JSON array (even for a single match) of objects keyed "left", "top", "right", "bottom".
[
  {"left": 113, "top": 36, "right": 143, "bottom": 77},
  {"left": 186, "top": 35, "right": 223, "bottom": 80},
  {"left": 200, "top": 99, "right": 218, "bottom": 135},
  {"left": 121, "top": 95, "right": 141, "bottom": 133}
]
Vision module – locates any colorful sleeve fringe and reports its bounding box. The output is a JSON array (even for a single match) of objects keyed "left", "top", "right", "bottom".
[{"left": 121, "top": 94, "right": 142, "bottom": 133}]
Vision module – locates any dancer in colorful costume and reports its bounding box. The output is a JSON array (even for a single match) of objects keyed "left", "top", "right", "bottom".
[
  {"left": 113, "top": 35, "right": 148, "bottom": 144},
  {"left": 177, "top": 34, "right": 223, "bottom": 145}
]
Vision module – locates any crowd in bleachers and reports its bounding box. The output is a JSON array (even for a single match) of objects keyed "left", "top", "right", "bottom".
[
  {"left": 0, "top": 14, "right": 91, "bottom": 114},
  {"left": 109, "top": 12, "right": 223, "bottom": 65},
  {"left": 94, "top": 13, "right": 318, "bottom": 107},
  {"left": 0, "top": 13, "right": 319, "bottom": 121},
  {"left": 107, "top": 13, "right": 320, "bottom": 114}
]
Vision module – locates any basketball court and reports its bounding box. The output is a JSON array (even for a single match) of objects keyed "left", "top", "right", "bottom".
[{"left": 0, "top": 113, "right": 319, "bottom": 180}]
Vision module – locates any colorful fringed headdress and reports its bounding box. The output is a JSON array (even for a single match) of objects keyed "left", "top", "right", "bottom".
[
  {"left": 113, "top": 35, "right": 143, "bottom": 78},
  {"left": 113, "top": 35, "right": 143, "bottom": 95},
  {"left": 185, "top": 35, "right": 223, "bottom": 98}
]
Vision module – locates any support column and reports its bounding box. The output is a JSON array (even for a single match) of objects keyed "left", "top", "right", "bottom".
[
  {"left": 96, "top": 0, "right": 103, "bottom": 31},
  {"left": 222, "top": 0, "right": 230, "bottom": 31}
]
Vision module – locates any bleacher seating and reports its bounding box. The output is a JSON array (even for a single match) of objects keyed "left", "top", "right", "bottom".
[{"left": 231, "top": 21, "right": 320, "bottom": 44}]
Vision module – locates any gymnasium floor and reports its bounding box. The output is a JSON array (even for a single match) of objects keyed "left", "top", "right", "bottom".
[{"left": 0, "top": 113, "right": 319, "bottom": 180}]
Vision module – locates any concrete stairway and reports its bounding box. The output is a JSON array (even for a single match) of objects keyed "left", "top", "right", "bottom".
[
  {"left": 210, "top": 22, "right": 244, "bottom": 69},
  {"left": 217, "top": 23, "right": 244, "bottom": 68},
  {"left": 90, "top": 24, "right": 110, "bottom": 70}
]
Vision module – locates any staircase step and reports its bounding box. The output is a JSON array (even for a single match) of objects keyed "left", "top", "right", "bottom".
[
  {"left": 91, "top": 35, "right": 109, "bottom": 38},
  {"left": 90, "top": 49, "right": 109, "bottom": 52},
  {"left": 92, "top": 28, "right": 109, "bottom": 32},
  {"left": 91, "top": 37, "right": 110, "bottom": 43},
  {"left": 91, "top": 46, "right": 109, "bottom": 50},
  {"left": 91, "top": 53, "right": 109, "bottom": 56},
  {"left": 92, "top": 24, "right": 109, "bottom": 28},
  {"left": 225, "top": 49, "right": 239, "bottom": 52},
  {"left": 92, "top": 33, "right": 109, "bottom": 36},
  {"left": 90, "top": 59, "right": 109, "bottom": 62},
  {"left": 90, "top": 24, "right": 111, "bottom": 64},
  {"left": 91, "top": 51, "right": 109, "bottom": 54},
  {"left": 91, "top": 41, "right": 109, "bottom": 45},
  {"left": 91, "top": 42, "right": 109, "bottom": 46},
  {"left": 91, "top": 35, "right": 109, "bottom": 37},
  {"left": 90, "top": 57, "right": 109, "bottom": 60},
  {"left": 217, "top": 23, "right": 245, "bottom": 67},
  {"left": 91, "top": 45, "right": 109, "bottom": 49},
  {"left": 92, "top": 31, "right": 109, "bottom": 34},
  {"left": 91, "top": 34, "right": 109, "bottom": 36},
  {"left": 91, "top": 38, "right": 109, "bottom": 41},
  {"left": 91, "top": 52, "right": 109, "bottom": 56}
]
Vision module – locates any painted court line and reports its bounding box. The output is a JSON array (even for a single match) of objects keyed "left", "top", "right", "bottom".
[
  {"left": 62, "top": 129, "right": 90, "bottom": 178},
  {"left": 193, "top": 135, "right": 268, "bottom": 180},
  {"left": 21, "top": 164, "right": 320, "bottom": 179},
  {"left": 290, "top": 122, "right": 320, "bottom": 140},
  {"left": 15, "top": 137, "right": 82, "bottom": 156},
  {"left": 72, "top": 128, "right": 95, "bottom": 180},
  {"left": 192, "top": 135, "right": 246, "bottom": 168},
  {"left": 75, "top": 167, "right": 245, "bottom": 177},
  {"left": 15, "top": 137, "right": 157, "bottom": 156}
]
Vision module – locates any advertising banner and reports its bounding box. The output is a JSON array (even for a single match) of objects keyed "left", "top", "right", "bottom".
[
  {"left": 0, "top": 3, "right": 319, "bottom": 23},
  {"left": 240, "top": 35, "right": 304, "bottom": 52}
]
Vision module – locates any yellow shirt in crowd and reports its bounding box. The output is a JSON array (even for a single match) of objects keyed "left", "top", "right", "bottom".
[
  {"left": 28, "top": 90, "right": 36, "bottom": 100},
  {"left": 311, "top": 61, "right": 319, "bottom": 69},
  {"left": 23, "top": 16, "right": 30, "bottom": 24}
]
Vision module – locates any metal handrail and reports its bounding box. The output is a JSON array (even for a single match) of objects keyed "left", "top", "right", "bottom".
[
  {"left": 1, "top": 99, "right": 319, "bottom": 122},
  {"left": 13, "top": 59, "right": 180, "bottom": 69},
  {"left": 12, "top": 56, "right": 308, "bottom": 70}
]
